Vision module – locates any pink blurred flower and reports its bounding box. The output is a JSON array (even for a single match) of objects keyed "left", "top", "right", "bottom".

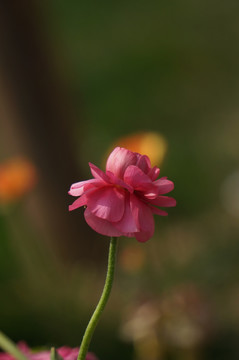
[
  {"left": 0, "top": 344, "right": 97, "bottom": 360},
  {"left": 31, "top": 347, "right": 97, "bottom": 360},
  {"left": 69, "top": 147, "right": 176, "bottom": 242}
]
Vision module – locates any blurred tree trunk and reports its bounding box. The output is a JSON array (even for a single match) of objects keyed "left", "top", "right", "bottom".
[{"left": 0, "top": 1, "right": 106, "bottom": 264}]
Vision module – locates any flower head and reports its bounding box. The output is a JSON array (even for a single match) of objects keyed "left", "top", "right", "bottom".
[{"left": 69, "top": 147, "right": 176, "bottom": 242}]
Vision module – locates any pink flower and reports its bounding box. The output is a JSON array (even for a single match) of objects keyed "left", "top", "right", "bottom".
[
  {"left": 69, "top": 147, "right": 176, "bottom": 242},
  {"left": 0, "top": 344, "right": 97, "bottom": 360},
  {"left": 31, "top": 347, "right": 97, "bottom": 360}
]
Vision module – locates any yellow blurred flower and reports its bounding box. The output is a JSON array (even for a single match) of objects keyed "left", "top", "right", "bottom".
[
  {"left": 120, "top": 301, "right": 162, "bottom": 360},
  {"left": 108, "top": 132, "right": 168, "bottom": 166},
  {"left": 0, "top": 157, "right": 37, "bottom": 203}
]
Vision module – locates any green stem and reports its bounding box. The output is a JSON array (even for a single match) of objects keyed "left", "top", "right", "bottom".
[
  {"left": 0, "top": 332, "right": 29, "bottom": 360},
  {"left": 77, "top": 237, "right": 118, "bottom": 360}
]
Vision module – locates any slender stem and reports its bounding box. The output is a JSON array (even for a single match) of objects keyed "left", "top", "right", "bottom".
[
  {"left": 77, "top": 237, "right": 118, "bottom": 360},
  {"left": 0, "top": 332, "right": 29, "bottom": 360}
]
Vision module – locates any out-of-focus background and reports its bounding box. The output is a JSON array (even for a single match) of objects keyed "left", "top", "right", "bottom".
[{"left": 0, "top": 1, "right": 239, "bottom": 359}]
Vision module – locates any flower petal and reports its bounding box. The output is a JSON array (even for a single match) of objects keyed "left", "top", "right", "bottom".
[
  {"left": 69, "top": 194, "right": 88, "bottom": 211},
  {"left": 154, "top": 179, "right": 174, "bottom": 194},
  {"left": 135, "top": 154, "right": 151, "bottom": 174},
  {"left": 124, "top": 165, "right": 152, "bottom": 190},
  {"left": 89, "top": 163, "right": 110, "bottom": 183},
  {"left": 87, "top": 186, "right": 125, "bottom": 222},
  {"left": 130, "top": 193, "right": 154, "bottom": 241},
  {"left": 135, "top": 230, "right": 153, "bottom": 242},
  {"left": 113, "top": 192, "right": 139, "bottom": 233},
  {"left": 148, "top": 196, "right": 176, "bottom": 207},
  {"left": 142, "top": 187, "right": 160, "bottom": 199},
  {"left": 106, "top": 170, "right": 134, "bottom": 193},
  {"left": 106, "top": 147, "right": 137, "bottom": 179},
  {"left": 68, "top": 179, "right": 103, "bottom": 197},
  {"left": 147, "top": 166, "right": 160, "bottom": 181},
  {"left": 84, "top": 208, "right": 123, "bottom": 237}
]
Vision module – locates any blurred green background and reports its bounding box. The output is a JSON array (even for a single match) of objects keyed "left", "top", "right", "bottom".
[{"left": 0, "top": 1, "right": 239, "bottom": 359}]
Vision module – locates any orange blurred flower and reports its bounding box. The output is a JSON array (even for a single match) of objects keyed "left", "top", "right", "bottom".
[
  {"left": 119, "top": 243, "right": 146, "bottom": 273},
  {"left": 108, "top": 132, "right": 168, "bottom": 166},
  {"left": 0, "top": 157, "right": 37, "bottom": 203}
]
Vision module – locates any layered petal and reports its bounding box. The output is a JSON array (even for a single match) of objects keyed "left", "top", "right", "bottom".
[
  {"left": 124, "top": 165, "right": 160, "bottom": 199},
  {"left": 135, "top": 230, "right": 154, "bottom": 242},
  {"left": 147, "top": 166, "right": 160, "bottom": 181},
  {"left": 106, "top": 170, "right": 134, "bottom": 193},
  {"left": 87, "top": 186, "right": 125, "bottom": 222},
  {"left": 153, "top": 178, "right": 174, "bottom": 194},
  {"left": 68, "top": 179, "right": 103, "bottom": 197},
  {"left": 84, "top": 208, "right": 123, "bottom": 237},
  {"left": 124, "top": 165, "right": 152, "bottom": 190},
  {"left": 69, "top": 196, "right": 87, "bottom": 211},
  {"left": 106, "top": 147, "right": 137, "bottom": 179},
  {"left": 135, "top": 154, "right": 151, "bottom": 174},
  {"left": 69, "top": 188, "right": 97, "bottom": 211},
  {"left": 142, "top": 187, "right": 160, "bottom": 199},
  {"left": 130, "top": 193, "right": 155, "bottom": 242},
  {"left": 113, "top": 192, "right": 139, "bottom": 233},
  {"left": 148, "top": 196, "right": 176, "bottom": 207},
  {"left": 89, "top": 163, "right": 110, "bottom": 183}
]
